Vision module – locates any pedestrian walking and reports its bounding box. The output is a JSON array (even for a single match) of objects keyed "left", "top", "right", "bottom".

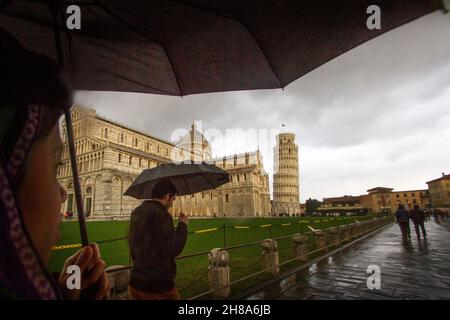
[
  {"left": 410, "top": 205, "right": 427, "bottom": 239},
  {"left": 396, "top": 205, "right": 411, "bottom": 240},
  {"left": 128, "top": 179, "right": 188, "bottom": 300}
]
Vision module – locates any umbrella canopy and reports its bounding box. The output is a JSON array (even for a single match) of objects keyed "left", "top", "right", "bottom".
[
  {"left": 0, "top": 0, "right": 442, "bottom": 96},
  {"left": 124, "top": 162, "right": 230, "bottom": 199},
  {"left": 0, "top": 0, "right": 443, "bottom": 245}
]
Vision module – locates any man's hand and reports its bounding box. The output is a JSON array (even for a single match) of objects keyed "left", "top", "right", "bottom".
[
  {"left": 179, "top": 212, "right": 189, "bottom": 225},
  {"left": 58, "top": 243, "right": 110, "bottom": 300}
]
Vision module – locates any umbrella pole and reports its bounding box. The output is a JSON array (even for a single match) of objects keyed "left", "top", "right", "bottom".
[
  {"left": 49, "top": 3, "right": 89, "bottom": 246},
  {"left": 179, "top": 197, "right": 183, "bottom": 216},
  {"left": 65, "top": 110, "right": 89, "bottom": 246}
]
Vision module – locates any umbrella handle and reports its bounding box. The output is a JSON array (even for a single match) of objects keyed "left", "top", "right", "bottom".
[
  {"left": 179, "top": 197, "right": 183, "bottom": 216},
  {"left": 64, "top": 110, "right": 89, "bottom": 246}
]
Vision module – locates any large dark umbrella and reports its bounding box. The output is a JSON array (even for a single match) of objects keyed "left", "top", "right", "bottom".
[
  {"left": 0, "top": 0, "right": 443, "bottom": 95},
  {"left": 0, "top": 0, "right": 443, "bottom": 245},
  {"left": 124, "top": 162, "right": 230, "bottom": 199}
]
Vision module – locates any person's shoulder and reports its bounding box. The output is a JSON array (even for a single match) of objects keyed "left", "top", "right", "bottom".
[{"left": 141, "top": 200, "right": 170, "bottom": 218}]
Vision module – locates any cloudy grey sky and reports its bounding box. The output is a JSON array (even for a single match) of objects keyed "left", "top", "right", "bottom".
[{"left": 76, "top": 11, "right": 450, "bottom": 202}]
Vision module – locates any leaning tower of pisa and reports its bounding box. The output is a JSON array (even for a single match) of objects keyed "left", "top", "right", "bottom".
[{"left": 272, "top": 133, "right": 301, "bottom": 216}]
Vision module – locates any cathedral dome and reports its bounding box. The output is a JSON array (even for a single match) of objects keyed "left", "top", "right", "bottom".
[{"left": 177, "top": 121, "right": 212, "bottom": 161}]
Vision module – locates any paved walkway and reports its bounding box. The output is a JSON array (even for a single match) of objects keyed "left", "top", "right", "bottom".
[{"left": 247, "top": 217, "right": 450, "bottom": 300}]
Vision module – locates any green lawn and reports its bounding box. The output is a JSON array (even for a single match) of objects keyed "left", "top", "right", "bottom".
[{"left": 49, "top": 215, "right": 376, "bottom": 298}]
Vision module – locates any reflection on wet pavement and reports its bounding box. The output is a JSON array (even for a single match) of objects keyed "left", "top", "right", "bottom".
[{"left": 247, "top": 217, "right": 450, "bottom": 300}]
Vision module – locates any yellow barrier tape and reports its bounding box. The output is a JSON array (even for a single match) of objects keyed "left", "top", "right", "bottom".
[
  {"left": 234, "top": 226, "right": 250, "bottom": 229},
  {"left": 195, "top": 227, "right": 218, "bottom": 234},
  {"left": 52, "top": 243, "right": 82, "bottom": 251},
  {"left": 281, "top": 223, "right": 291, "bottom": 226},
  {"left": 260, "top": 224, "right": 272, "bottom": 228}
]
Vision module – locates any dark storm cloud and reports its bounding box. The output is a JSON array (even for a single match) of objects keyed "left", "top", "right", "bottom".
[{"left": 76, "top": 12, "right": 450, "bottom": 201}]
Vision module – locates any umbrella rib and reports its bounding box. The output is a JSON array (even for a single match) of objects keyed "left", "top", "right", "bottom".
[
  {"left": 184, "top": 175, "right": 192, "bottom": 195},
  {"left": 161, "top": 45, "right": 183, "bottom": 96},
  {"left": 203, "top": 174, "right": 216, "bottom": 191},
  {"left": 168, "top": 0, "right": 239, "bottom": 22},
  {"left": 97, "top": 69, "right": 175, "bottom": 95},
  {"left": 236, "top": 18, "right": 283, "bottom": 89},
  {"left": 94, "top": 0, "right": 183, "bottom": 96}
]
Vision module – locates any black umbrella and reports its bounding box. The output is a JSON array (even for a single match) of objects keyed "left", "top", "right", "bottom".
[
  {"left": 124, "top": 162, "right": 230, "bottom": 199},
  {"left": 0, "top": 0, "right": 443, "bottom": 245},
  {"left": 0, "top": 1, "right": 443, "bottom": 95}
]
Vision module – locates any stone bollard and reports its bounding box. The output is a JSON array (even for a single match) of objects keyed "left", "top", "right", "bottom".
[
  {"left": 292, "top": 234, "right": 307, "bottom": 262},
  {"left": 327, "top": 227, "right": 340, "bottom": 245},
  {"left": 339, "top": 225, "right": 350, "bottom": 241},
  {"left": 261, "top": 239, "right": 279, "bottom": 276},
  {"left": 314, "top": 230, "right": 326, "bottom": 250},
  {"left": 208, "top": 248, "right": 230, "bottom": 299},
  {"left": 348, "top": 223, "right": 357, "bottom": 238},
  {"left": 105, "top": 265, "right": 130, "bottom": 297},
  {"left": 356, "top": 222, "right": 364, "bottom": 235}
]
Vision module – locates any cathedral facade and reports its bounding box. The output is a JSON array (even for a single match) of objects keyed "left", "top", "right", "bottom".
[{"left": 57, "top": 106, "right": 272, "bottom": 219}]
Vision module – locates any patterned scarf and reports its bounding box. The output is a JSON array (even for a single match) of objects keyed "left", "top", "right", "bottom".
[{"left": 0, "top": 28, "right": 71, "bottom": 300}]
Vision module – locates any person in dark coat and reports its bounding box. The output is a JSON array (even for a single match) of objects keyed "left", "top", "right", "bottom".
[
  {"left": 128, "top": 178, "right": 188, "bottom": 300},
  {"left": 395, "top": 204, "right": 411, "bottom": 240},
  {"left": 0, "top": 29, "right": 109, "bottom": 300},
  {"left": 410, "top": 205, "right": 427, "bottom": 239}
]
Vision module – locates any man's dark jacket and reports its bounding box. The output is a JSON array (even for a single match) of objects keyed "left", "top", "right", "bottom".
[
  {"left": 410, "top": 208, "right": 425, "bottom": 223},
  {"left": 395, "top": 209, "right": 410, "bottom": 223},
  {"left": 129, "top": 200, "right": 187, "bottom": 293}
]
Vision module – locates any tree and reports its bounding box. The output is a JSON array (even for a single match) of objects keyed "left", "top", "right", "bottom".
[{"left": 305, "top": 198, "right": 321, "bottom": 215}]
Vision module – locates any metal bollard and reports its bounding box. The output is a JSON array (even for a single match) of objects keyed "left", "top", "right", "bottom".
[
  {"left": 292, "top": 234, "right": 307, "bottom": 262},
  {"left": 261, "top": 239, "right": 279, "bottom": 276},
  {"left": 208, "top": 248, "right": 230, "bottom": 299}
]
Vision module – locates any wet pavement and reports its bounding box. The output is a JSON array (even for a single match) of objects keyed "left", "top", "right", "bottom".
[{"left": 247, "top": 216, "right": 450, "bottom": 300}]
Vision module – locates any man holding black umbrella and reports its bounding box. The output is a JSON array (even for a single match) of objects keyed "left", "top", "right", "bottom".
[{"left": 128, "top": 178, "right": 188, "bottom": 300}]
